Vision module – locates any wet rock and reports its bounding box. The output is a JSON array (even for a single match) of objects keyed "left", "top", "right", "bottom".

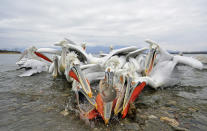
[
  {"left": 122, "top": 118, "right": 131, "bottom": 124},
  {"left": 122, "top": 123, "right": 140, "bottom": 131},
  {"left": 61, "top": 93, "right": 69, "bottom": 97},
  {"left": 145, "top": 118, "right": 172, "bottom": 131},
  {"left": 43, "top": 106, "right": 55, "bottom": 112},
  {"left": 8, "top": 107, "right": 16, "bottom": 111},
  {"left": 136, "top": 108, "right": 142, "bottom": 113},
  {"left": 136, "top": 95, "right": 161, "bottom": 108},
  {"left": 160, "top": 107, "right": 175, "bottom": 118},
  {"left": 135, "top": 114, "right": 148, "bottom": 125},
  {"left": 165, "top": 100, "right": 177, "bottom": 107},
  {"left": 47, "top": 106, "right": 55, "bottom": 111},
  {"left": 171, "top": 126, "right": 189, "bottom": 131},
  {"left": 188, "top": 107, "right": 198, "bottom": 112},
  {"left": 92, "top": 128, "right": 98, "bottom": 131},
  {"left": 127, "top": 103, "right": 137, "bottom": 120},
  {"left": 60, "top": 109, "right": 69, "bottom": 116},
  {"left": 160, "top": 116, "right": 189, "bottom": 131},
  {"left": 160, "top": 116, "right": 179, "bottom": 127},
  {"left": 148, "top": 115, "right": 158, "bottom": 119}
]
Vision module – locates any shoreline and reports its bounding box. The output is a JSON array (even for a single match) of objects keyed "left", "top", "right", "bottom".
[{"left": 0, "top": 52, "right": 21, "bottom": 54}]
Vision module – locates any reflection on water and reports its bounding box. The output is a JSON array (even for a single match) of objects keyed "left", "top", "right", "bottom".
[{"left": 0, "top": 54, "right": 207, "bottom": 131}]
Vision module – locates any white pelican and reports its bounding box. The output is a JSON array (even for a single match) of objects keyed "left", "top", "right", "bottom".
[
  {"left": 16, "top": 46, "right": 53, "bottom": 77},
  {"left": 136, "top": 40, "right": 204, "bottom": 89},
  {"left": 69, "top": 65, "right": 93, "bottom": 98}
]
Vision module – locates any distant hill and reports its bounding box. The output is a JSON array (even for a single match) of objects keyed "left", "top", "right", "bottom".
[
  {"left": 168, "top": 50, "right": 207, "bottom": 54},
  {"left": 0, "top": 49, "right": 21, "bottom": 54},
  {"left": 85, "top": 45, "right": 130, "bottom": 54}
]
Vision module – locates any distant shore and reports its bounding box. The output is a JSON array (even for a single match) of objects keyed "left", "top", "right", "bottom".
[{"left": 0, "top": 50, "right": 21, "bottom": 54}]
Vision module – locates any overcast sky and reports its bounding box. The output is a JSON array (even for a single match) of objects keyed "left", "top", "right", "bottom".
[{"left": 0, "top": 0, "right": 206, "bottom": 51}]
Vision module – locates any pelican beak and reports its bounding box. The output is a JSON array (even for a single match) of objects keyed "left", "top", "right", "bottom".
[
  {"left": 96, "top": 93, "right": 104, "bottom": 120},
  {"left": 34, "top": 52, "right": 52, "bottom": 63},
  {"left": 86, "top": 109, "right": 98, "bottom": 120},
  {"left": 145, "top": 47, "right": 157, "bottom": 76},
  {"left": 122, "top": 81, "right": 146, "bottom": 118},
  {"left": 114, "top": 86, "right": 126, "bottom": 115},
  {"left": 79, "top": 88, "right": 97, "bottom": 107},
  {"left": 114, "top": 76, "right": 126, "bottom": 115},
  {"left": 97, "top": 71, "right": 117, "bottom": 124},
  {"left": 69, "top": 65, "right": 93, "bottom": 98},
  {"left": 103, "top": 102, "right": 113, "bottom": 124},
  {"left": 96, "top": 94, "right": 116, "bottom": 124},
  {"left": 75, "top": 88, "right": 98, "bottom": 120},
  {"left": 69, "top": 70, "right": 79, "bottom": 82}
]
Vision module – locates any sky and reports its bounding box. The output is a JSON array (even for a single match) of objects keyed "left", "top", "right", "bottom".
[{"left": 0, "top": 0, "right": 207, "bottom": 51}]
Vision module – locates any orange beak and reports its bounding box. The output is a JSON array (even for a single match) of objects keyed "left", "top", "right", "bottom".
[
  {"left": 34, "top": 52, "right": 52, "bottom": 63},
  {"left": 69, "top": 66, "right": 93, "bottom": 98},
  {"left": 69, "top": 70, "right": 80, "bottom": 82},
  {"left": 96, "top": 93, "right": 104, "bottom": 120},
  {"left": 122, "top": 82, "right": 146, "bottom": 118},
  {"left": 96, "top": 93, "right": 117, "bottom": 124},
  {"left": 85, "top": 109, "right": 98, "bottom": 120}
]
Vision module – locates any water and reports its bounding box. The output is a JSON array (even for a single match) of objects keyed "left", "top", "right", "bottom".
[{"left": 0, "top": 54, "right": 207, "bottom": 131}]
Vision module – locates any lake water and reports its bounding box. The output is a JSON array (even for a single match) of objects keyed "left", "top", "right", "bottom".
[{"left": 0, "top": 54, "right": 207, "bottom": 131}]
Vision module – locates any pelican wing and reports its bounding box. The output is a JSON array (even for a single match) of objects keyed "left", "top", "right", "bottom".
[
  {"left": 126, "top": 47, "right": 148, "bottom": 61},
  {"left": 103, "top": 46, "right": 138, "bottom": 64},
  {"left": 80, "top": 64, "right": 103, "bottom": 71},
  {"left": 36, "top": 48, "right": 61, "bottom": 55},
  {"left": 18, "top": 59, "right": 48, "bottom": 77},
  {"left": 65, "top": 44, "right": 89, "bottom": 63},
  {"left": 85, "top": 72, "right": 105, "bottom": 82},
  {"left": 81, "top": 64, "right": 105, "bottom": 82},
  {"left": 19, "top": 69, "right": 39, "bottom": 77},
  {"left": 173, "top": 55, "right": 203, "bottom": 70},
  {"left": 134, "top": 76, "right": 160, "bottom": 89},
  {"left": 109, "top": 46, "right": 137, "bottom": 56}
]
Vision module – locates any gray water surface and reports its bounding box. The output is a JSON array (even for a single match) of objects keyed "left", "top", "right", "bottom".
[{"left": 0, "top": 54, "right": 207, "bottom": 131}]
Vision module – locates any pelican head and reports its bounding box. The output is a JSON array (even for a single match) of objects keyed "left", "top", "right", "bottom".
[
  {"left": 52, "top": 55, "right": 59, "bottom": 79},
  {"left": 65, "top": 52, "right": 80, "bottom": 82},
  {"left": 29, "top": 46, "right": 37, "bottom": 53},
  {"left": 17, "top": 46, "right": 37, "bottom": 62},
  {"left": 121, "top": 76, "right": 146, "bottom": 118},
  {"left": 145, "top": 40, "right": 159, "bottom": 76},
  {"left": 81, "top": 43, "right": 86, "bottom": 50},
  {"left": 73, "top": 81, "right": 98, "bottom": 119},
  {"left": 69, "top": 65, "right": 93, "bottom": 98},
  {"left": 110, "top": 45, "right": 113, "bottom": 51},
  {"left": 98, "top": 71, "right": 117, "bottom": 124}
]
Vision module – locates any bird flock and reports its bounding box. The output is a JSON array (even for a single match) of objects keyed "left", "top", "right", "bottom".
[{"left": 16, "top": 39, "right": 204, "bottom": 124}]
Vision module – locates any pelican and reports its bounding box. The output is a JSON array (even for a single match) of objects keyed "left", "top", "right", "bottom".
[
  {"left": 16, "top": 46, "right": 52, "bottom": 77},
  {"left": 69, "top": 65, "right": 93, "bottom": 98},
  {"left": 137, "top": 39, "right": 204, "bottom": 89},
  {"left": 16, "top": 38, "right": 205, "bottom": 124}
]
